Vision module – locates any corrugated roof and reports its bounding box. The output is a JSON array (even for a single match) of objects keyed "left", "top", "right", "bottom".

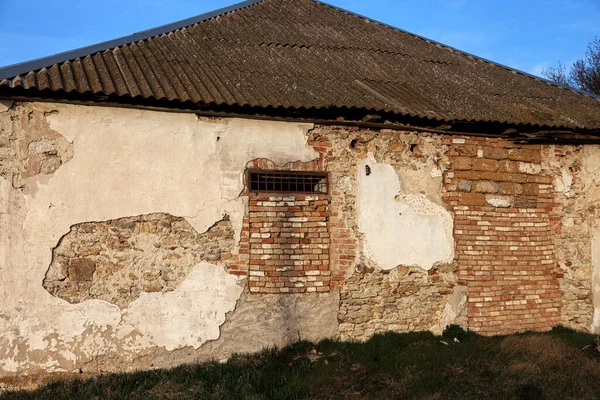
[{"left": 1, "top": 0, "right": 600, "bottom": 130}]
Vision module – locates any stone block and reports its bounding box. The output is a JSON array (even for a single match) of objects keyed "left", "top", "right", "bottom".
[
  {"left": 485, "top": 195, "right": 512, "bottom": 208},
  {"left": 459, "top": 192, "right": 487, "bottom": 206},
  {"left": 498, "top": 182, "right": 523, "bottom": 195},
  {"left": 508, "top": 149, "right": 541, "bottom": 163},
  {"left": 498, "top": 160, "right": 519, "bottom": 173},
  {"left": 458, "top": 179, "right": 472, "bottom": 192},
  {"left": 495, "top": 173, "right": 528, "bottom": 183},
  {"left": 388, "top": 142, "right": 405, "bottom": 152},
  {"left": 453, "top": 157, "right": 472, "bottom": 170},
  {"left": 448, "top": 145, "right": 478, "bottom": 157},
  {"left": 473, "top": 181, "right": 499, "bottom": 194},
  {"left": 40, "top": 158, "right": 61, "bottom": 175},
  {"left": 518, "top": 162, "right": 542, "bottom": 175},
  {"left": 521, "top": 183, "right": 539, "bottom": 197},
  {"left": 482, "top": 146, "right": 508, "bottom": 160},
  {"left": 68, "top": 258, "right": 96, "bottom": 282},
  {"left": 454, "top": 171, "right": 483, "bottom": 180},
  {"left": 28, "top": 141, "right": 57, "bottom": 155},
  {"left": 472, "top": 158, "right": 499, "bottom": 172},
  {"left": 512, "top": 197, "right": 538, "bottom": 208}
]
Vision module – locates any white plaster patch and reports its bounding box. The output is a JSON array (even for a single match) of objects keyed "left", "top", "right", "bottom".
[
  {"left": 486, "top": 195, "right": 512, "bottom": 208},
  {"left": 123, "top": 262, "right": 243, "bottom": 351},
  {"left": 584, "top": 145, "right": 600, "bottom": 174},
  {"left": 553, "top": 167, "right": 573, "bottom": 197},
  {"left": 518, "top": 162, "right": 541, "bottom": 175},
  {"left": 357, "top": 155, "right": 454, "bottom": 270}
]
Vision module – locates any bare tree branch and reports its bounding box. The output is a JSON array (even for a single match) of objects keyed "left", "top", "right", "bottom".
[
  {"left": 542, "top": 62, "right": 571, "bottom": 87},
  {"left": 544, "top": 36, "right": 600, "bottom": 96}
]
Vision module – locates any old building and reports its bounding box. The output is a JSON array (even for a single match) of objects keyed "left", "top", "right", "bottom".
[{"left": 2, "top": 0, "right": 600, "bottom": 385}]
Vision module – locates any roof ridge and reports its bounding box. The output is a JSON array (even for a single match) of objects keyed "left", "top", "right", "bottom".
[
  {"left": 313, "top": 0, "right": 600, "bottom": 102},
  {"left": 0, "top": 0, "right": 265, "bottom": 81}
]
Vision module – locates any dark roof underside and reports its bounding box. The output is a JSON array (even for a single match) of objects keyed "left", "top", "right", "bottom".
[{"left": 1, "top": 0, "right": 600, "bottom": 131}]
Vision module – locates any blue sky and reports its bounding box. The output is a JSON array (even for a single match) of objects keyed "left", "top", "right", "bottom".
[{"left": 0, "top": 0, "right": 599, "bottom": 77}]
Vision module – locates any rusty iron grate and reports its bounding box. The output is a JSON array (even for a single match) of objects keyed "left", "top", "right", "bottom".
[{"left": 248, "top": 170, "right": 328, "bottom": 194}]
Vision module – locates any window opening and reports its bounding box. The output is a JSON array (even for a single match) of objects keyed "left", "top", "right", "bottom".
[{"left": 248, "top": 170, "right": 328, "bottom": 194}]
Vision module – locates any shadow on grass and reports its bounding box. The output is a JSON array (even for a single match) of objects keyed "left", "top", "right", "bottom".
[{"left": 4, "top": 326, "right": 600, "bottom": 400}]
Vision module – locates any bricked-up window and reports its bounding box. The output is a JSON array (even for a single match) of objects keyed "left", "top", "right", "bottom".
[{"left": 248, "top": 170, "right": 328, "bottom": 194}]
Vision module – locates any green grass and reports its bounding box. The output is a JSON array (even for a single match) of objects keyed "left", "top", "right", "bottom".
[{"left": 4, "top": 326, "right": 600, "bottom": 400}]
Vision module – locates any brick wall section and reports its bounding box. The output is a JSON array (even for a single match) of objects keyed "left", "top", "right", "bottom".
[
  {"left": 247, "top": 194, "right": 331, "bottom": 293},
  {"left": 443, "top": 136, "right": 561, "bottom": 335},
  {"left": 230, "top": 130, "right": 335, "bottom": 293},
  {"left": 226, "top": 213, "right": 251, "bottom": 278}
]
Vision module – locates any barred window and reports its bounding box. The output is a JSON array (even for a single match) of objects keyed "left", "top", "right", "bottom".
[{"left": 248, "top": 170, "right": 328, "bottom": 194}]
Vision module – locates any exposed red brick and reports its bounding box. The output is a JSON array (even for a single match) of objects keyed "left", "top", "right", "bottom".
[{"left": 445, "top": 137, "right": 560, "bottom": 335}]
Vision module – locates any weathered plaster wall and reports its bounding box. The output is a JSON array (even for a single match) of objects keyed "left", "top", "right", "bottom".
[
  {"left": 0, "top": 101, "right": 340, "bottom": 380},
  {"left": 5, "top": 98, "right": 600, "bottom": 382},
  {"left": 357, "top": 155, "right": 454, "bottom": 270}
]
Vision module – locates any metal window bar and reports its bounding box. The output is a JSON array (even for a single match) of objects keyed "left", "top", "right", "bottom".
[{"left": 248, "top": 170, "right": 328, "bottom": 194}]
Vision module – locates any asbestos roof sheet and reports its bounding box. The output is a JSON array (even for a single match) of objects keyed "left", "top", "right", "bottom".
[{"left": 1, "top": 0, "right": 600, "bottom": 130}]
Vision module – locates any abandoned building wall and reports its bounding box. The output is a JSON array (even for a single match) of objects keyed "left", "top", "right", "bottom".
[
  {"left": 0, "top": 101, "right": 339, "bottom": 383},
  {"left": 2, "top": 99, "right": 600, "bottom": 384}
]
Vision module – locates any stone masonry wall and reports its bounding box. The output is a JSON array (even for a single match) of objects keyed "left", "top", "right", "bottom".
[
  {"left": 443, "top": 136, "right": 561, "bottom": 335},
  {"left": 43, "top": 213, "right": 235, "bottom": 308},
  {"left": 541, "top": 144, "right": 600, "bottom": 332},
  {"left": 308, "top": 125, "right": 463, "bottom": 340}
]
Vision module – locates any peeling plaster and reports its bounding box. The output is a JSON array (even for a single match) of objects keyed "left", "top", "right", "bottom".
[
  {"left": 0, "top": 102, "right": 320, "bottom": 376},
  {"left": 122, "top": 262, "right": 243, "bottom": 351},
  {"left": 357, "top": 155, "right": 454, "bottom": 270},
  {"left": 584, "top": 146, "right": 600, "bottom": 174},
  {"left": 43, "top": 214, "right": 235, "bottom": 307},
  {"left": 554, "top": 167, "right": 574, "bottom": 197}
]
